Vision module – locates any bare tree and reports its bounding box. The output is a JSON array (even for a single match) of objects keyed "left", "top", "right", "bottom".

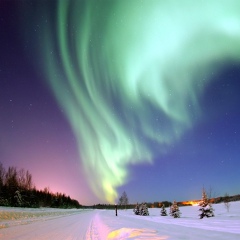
[
  {"left": 17, "top": 169, "right": 33, "bottom": 191},
  {"left": 0, "top": 163, "right": 6, "bottom": 189},
  {"left": 18, "top": 168, "right": 26, "bottom": 190},
  {"left": 43, "top": 187, "right": 50, "bottom": 194},
  {"left": 5, "top": 166, "right": 18, "bottom": 190},
  {"left": 224, "top": 193, "right": 231, "bottom": 212},
  {"left": 207, "top": 186, "right": 217, "bottom": 203},
  {"left": 25, "top": 170, "right": 33, "bottom": 190},
  {"left": 118, "top": 191, "right": 129, "bottom": 209}
]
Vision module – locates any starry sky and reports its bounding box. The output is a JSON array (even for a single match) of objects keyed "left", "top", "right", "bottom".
[{"left": 1, "top": 0, "right": 240, "bottom": 205}]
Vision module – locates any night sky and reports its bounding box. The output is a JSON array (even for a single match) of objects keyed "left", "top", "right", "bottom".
[{"left": 1, "top": 0, "right": 240, "bottom": 205}]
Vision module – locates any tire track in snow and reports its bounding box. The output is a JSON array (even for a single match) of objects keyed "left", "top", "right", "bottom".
[{"left": 85, "top": 211, "right": 109, "bottom": 240}]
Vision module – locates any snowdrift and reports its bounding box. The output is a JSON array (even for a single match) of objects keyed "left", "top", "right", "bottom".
[{"left": 0, "top": 202, "right": 239, "bottom": 239}]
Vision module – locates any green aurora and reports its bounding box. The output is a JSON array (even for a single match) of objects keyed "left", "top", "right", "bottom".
[{"left": 30, "top": 0, "right": 240, "bottom": 203}]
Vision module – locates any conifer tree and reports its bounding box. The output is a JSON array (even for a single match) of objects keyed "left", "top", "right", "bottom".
[
  {"left": 169, "top": 200, "right": 181, "bottom": 218},
  {"left": 133, "top": 202, "right": 140, "bottom": 215},
  {"left": 199, "top": 188, "right": 214, "bottom": 219},
  {"left": 160, "top": 204, "right": 167, "bottom": 216},
  {"left": 14, "top": 190, "right": 23, "bottom": 207},
  {"left": 140, "top": 202, "right": 149, "bottom": 216}
]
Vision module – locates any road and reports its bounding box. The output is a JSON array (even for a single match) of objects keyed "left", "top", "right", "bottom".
[{"left": 0, "top": 210, "right": 102, "bottom": 240}]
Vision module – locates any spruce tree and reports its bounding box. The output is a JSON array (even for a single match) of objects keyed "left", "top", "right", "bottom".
[
  {"left": 133, "top": 202, "right": 140, "bottom": 215},
  {"left": 169, "top": 200, "right": 181, "bottom": 218},
  {"left": 140, "top": 202, "right": 149, "bottom": 216},
  {"left": 199, "top": 188, "right": 214, "bottom": 219},
  {"left": 160, "top": 204, "right": 167, "bottom": 216}
]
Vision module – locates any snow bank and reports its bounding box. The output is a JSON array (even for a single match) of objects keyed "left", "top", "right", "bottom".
[
  {"left": 104, "top": 201, "right": 240, "bottom": 239},
  {"left": 0, "top": 202, "right": 239, "bottom": 239},
  {"left": 0, "top": 207, "right": 82, "bottom": 229}
]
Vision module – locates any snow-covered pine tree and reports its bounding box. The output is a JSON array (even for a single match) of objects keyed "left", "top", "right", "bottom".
[
  {"left": 133, "top": 202, "right": 140, "bottom": 215},
  {"left": 169, "top": 200, "right": 181, "bottom": 218},
  {"left": 160, "top": 204, "right": 167, "bottom": 216},
  {"left": 199, "top": 188, "right": 214, "bottom": 219},
  {"left": 14, "top": 190, "right": 23, "bottom": 207},
  {"left": 140, "top": 202, "right": 149, "bottom": 216}
]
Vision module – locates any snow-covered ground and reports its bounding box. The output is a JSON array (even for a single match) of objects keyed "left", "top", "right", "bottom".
[{"left": 0, "top": 202, "right": 239, "bottom": 239}]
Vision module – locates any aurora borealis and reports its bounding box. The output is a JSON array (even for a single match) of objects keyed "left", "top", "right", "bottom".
[{"left": 1, "top": 1, "right": 240, "bottom": 204}]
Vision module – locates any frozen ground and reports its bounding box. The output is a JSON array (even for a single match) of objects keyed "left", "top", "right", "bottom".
[{"left": 0, "top": 201, "right": 239, "bottom": 239}]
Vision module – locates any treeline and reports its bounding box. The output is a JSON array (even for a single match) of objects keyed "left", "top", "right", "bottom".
[
  {"left": 92, "top": 201, "right": 172, "bottom": 210},
  {"left": 92, "top": 196, "right": 240, "bottom": 210},
  {"left": 0, "top": 163, "right": 81, "bottom": 208},
  {"left": 92, "top": 203, "right": 135, "bottom": 209},
  {"left": 213, "top": 194, "right": 240, "bottom": 203}
]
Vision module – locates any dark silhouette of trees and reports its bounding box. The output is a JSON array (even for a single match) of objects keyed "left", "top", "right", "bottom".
[{"left": 0, "top": 162, "right": 81, "bottom": 208}]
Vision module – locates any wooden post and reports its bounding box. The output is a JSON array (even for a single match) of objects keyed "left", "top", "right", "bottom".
[{"left": 115, "top": 204, "right": 118, "bottom": 216}]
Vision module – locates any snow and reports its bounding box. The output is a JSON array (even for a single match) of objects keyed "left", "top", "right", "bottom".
[{"left": 0, "top": 202, "right": 240, "bottom": 239}]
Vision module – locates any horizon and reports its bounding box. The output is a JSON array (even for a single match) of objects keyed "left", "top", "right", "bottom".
[{"left": 0, "top": 158, "right": 239, "bottom": 206}]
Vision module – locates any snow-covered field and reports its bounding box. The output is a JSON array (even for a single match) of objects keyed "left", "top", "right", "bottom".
[{"left": 0, "top": 202, "right": 239, "bottom": 239}]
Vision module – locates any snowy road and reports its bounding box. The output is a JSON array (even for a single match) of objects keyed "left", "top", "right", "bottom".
[
  {"left": 0, "top": 209, "right": 98, "bottom": 240},
  {"left": 0, "top": 203, "right": 240, "bottom": 239}
]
